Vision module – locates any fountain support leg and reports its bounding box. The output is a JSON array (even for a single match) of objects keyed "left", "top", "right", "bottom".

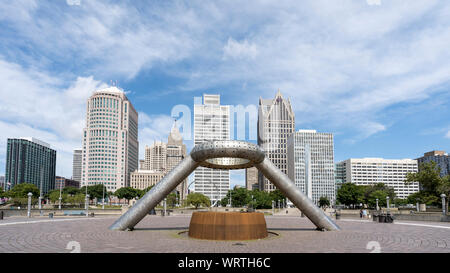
[
  {"left": 109, "top": 155, "right": 199, "bottom": 231},
  {"left": 255, "top": 158, "right": 340, "bottom": 231}
]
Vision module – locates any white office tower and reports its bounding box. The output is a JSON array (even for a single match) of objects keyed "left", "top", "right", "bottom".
[
  {"left": 335, "top": 158, "right": 419, "bottom": 199},
  {"left": 72, "top": 149, "right": 82, "bottom": 182},
  {"left": 258, "top": 90, "right": 295, "bottom": 192},
  {"left": 193, "top": 94, "right": 230, "bottom": 204},
  {"left": 287, "top": 130, "right": 335, "bottom": 205},
  {"left": 81, "top": 86, "right": 139, "bottom": 191},
  {"left": 145, "top": 141, "right": 167, "bottom": 172},
  {"left": 141, "top": 124, "right": 188, "bottom": 200}
]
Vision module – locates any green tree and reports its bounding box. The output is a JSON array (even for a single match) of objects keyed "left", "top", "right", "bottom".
[
  {"left": 0, "top": 187, "right": 5, "bottom": 198},
  {"left": 406, "top": 161, "right": 450, "bottom": 208},
  {"left": 319, "top": 196, "right": 330, "bottom": 208},
  {"left": 48, "top": 190, "right": 66, "bottom": 203},
  {"left": 80, "top": 184, "right": 108, "bottom": 201},
  {"left": 366, "top": 190, "right": 388, "bottom": 208},
  {"left": 66, "top": 193, "right": 86, "bottom": 207},
  {"left": 270, "top": 189, "right": 286, "bottom": 205},
  {"left": 363, "top": 183, "right": 395, "bottom": 204},
  {"left": 185, "top": 193, "right": 210, "bottom": 209},
  {"left": 437, "top": 175, "right": 450, "bottom": 212},
  {"left": 114, "top": 187, "right": 138, "bottom": 204},
  {"left": 336, "top": 183, "right": 365, "bottom": 207},
  {"left": 136, "top": 185, "right": 154, "bottom": 198},
  {"left": 227, "top": 187, "right": 251, "bottom": 207},
  {"left": 8, "top": 183, "right": 40, "bottom": 198},
  {"left": 63, "top": 186, "right": 80, "bottom": 195},
  {"left": 166, "top": 192, "right": 178, "bottom": 208},
  {"left": 407, "top": 191, "right": 439, "bottom": 206},
  {"left": 251, "top": 189, "right": 272, "bottom": 209},
  {"left": 406, "top": 161, "right": 441, "bottom": 195},
  {"left": 394, "top": 198, "right": 408, "bottom": 207}
]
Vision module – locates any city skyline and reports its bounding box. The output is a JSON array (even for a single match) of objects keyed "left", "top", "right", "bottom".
[{"left": 0, "top": 1, "right": 450, "bottom": 190}]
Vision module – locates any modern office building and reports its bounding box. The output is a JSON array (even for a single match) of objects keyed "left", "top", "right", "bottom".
[
  {"left": 258, "top": 90, "right": 295, "bottom": 192},
  {"left": 5, "top": 137, "right": 56, "bottom": 194},
  {"left": 287, "top": 130, "right": 335, "bottom": 205},
  {"left": 0, "top": 176, "right": 5, "bottom": 190},
  {"left": 335, "top": 158, "right": 419, "bottom": 199},
  {"left": 138, "top": 124, "right": 188, "bottom": 199},
  {"left": 72, "top": 149, "right": 82, "bottom": 182},
  {"left": 335, "top": 162, "right": 346, "bottom": 193},
  {"left": 245, "top": 167, "right": 258, "bottom": 190},
  {"left": 145, "top": 141, "right": 167, "bottom": 172},
  {"left": 139, "top": 160, "right": 145, "bottom": 170},
  {"left": 166, "top": 123, "right": 188, "bottom": 200},
  {"left": 193, "top": 94, "right": 230, "bottom": 204},
  {"left": 55, "top": 176, "right": 80, "bottom": 190},
  {"left": 416, "top": 150, "right": 450, "bottom": 177},
  {"left": 81, "top": 86, "right": 139, "bottom": 192}
]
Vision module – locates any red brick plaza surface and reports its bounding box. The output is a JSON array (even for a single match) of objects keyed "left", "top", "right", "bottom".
[{"left": 0, "top": 215, "right": 449, "bottom": 253}]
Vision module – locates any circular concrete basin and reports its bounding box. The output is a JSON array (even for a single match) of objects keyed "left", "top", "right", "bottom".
[{"left": 188, "top": 211, "right": 268, "bottom": 240}]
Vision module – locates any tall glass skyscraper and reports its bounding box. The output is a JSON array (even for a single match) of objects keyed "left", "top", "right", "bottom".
[
  {"left": 193, "top": 94, "right": 230, "bottom": 204},
  {"left": 81, "top": 86, "right": 139, "bottom": 191},
  {"left": 287, "top": 130, "right": 335, "bottom": 205},
  {"left": 5, "top": 137, "right": 56, "bottom": 194},
  {"left": 258, "top": 90, "right": 295, "bottom": 192}
]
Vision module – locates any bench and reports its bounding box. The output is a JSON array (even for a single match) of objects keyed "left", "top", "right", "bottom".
[{"left": 64, "top": 210, "right": 86, "bottom": 216}]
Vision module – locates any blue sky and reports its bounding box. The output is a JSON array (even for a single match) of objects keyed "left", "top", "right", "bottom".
[{"left": 0, "top": 0, "right": 449, "bottom": 188}]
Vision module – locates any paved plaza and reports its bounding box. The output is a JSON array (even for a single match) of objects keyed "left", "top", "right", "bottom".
[{"left": 1, "top": 214, "right": 450, "bottom": 253}]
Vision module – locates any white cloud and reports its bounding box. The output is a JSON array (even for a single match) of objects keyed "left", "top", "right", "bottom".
[
  {"left": 0, "top": 58, "right": 107, "bottom": 177},
  {"left": 445, "top": 131, "right": 450, "bottom": 139},
  {"left": 223, "top": 38, "right": 258, "bottom": 60},
  {"left": 138, "top": 113, "right": 176, "bottom": 159},
  {"left": 0, "top": 1, "right": 198, "bottom": 79}
]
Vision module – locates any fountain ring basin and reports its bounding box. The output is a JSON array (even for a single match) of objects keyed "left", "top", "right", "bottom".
[{"left": 190, "top": 140, "right": 265, "bottom": 170}]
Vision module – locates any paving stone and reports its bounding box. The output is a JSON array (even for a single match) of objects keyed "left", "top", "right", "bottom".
[{"left": 0, "top": 215, "right": 450, "bottom": 252}]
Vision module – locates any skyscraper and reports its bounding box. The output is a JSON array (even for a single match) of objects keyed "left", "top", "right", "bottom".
[
  {"left": 287, "top": 130, "right": 335, "bottom": 205},
  {"left": 72, "top": 149, "right": 82, "bottom": 182},
  {"left": 139, "top": 123, "right": 188, "bottom": 200},
  {"left": 258, "top": 90, "right": 295, "bottom": 192},
  {"left": 166, "top": 123, "right": 188, "bottom": 200},
  {"left": 0, "top": 176, "right": 5, "bottom": 190},
  {"left": 245, "top": 167, "right": 258, "bottom": 190},
  {"left": 5, "top": 137, "right": 56, "bottom": 194},
  {"left": 193, "top": 94, "right": 230, "bottom": 204},
  {"left": 81, "top": 86, "right": 139, "bottom": 191},
  {"left": 145, "top": 141, "right": 167, "bottom": 172}
]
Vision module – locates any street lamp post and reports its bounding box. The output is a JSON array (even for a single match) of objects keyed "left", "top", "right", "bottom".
[
  {"left": 440, "top": 194, "right": 446, "bottom": 216},
  {"left": 85, "top": 194, "right": 90, "bottom": 217},
  {"left": 27, "top": 192, "right": 32, "bottom": 218},
  {"left": 272, "top": 200, "right": 274, "bottom": 215},
  {"left": 58, "top": 181, "right": 62, "bottom": 210},
  {"left": 416, "top": 199, "right": 420, "bottom": 212},
  {"left": 102, "top": 184, "right": 105, "bottom": 210},
  {"left": 376, "top": 198, "right": 379, "bottom": 211},
  {"left": 386, "top": 196, "right": 390, "bottom": 214},
  {"left": 163, "top": 198, "right": 167, "bottom": 216}
]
